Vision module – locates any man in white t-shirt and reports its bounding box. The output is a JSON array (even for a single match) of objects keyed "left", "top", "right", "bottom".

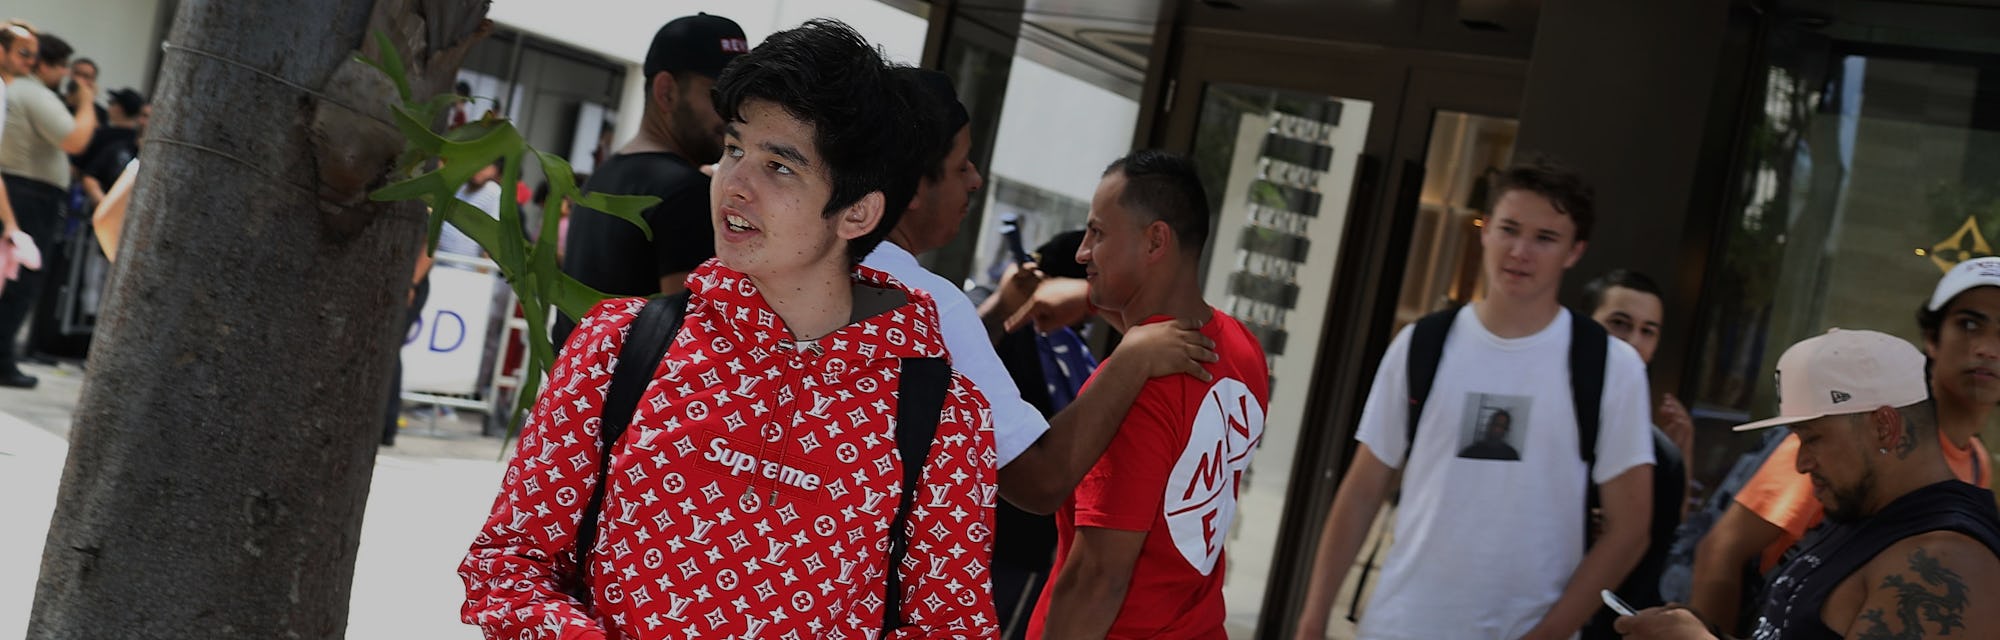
[{"left": 1294, "top": 160, "right": 1656, "bottom": 640}]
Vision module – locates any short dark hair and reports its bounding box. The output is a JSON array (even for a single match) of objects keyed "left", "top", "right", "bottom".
[
  {"left": 72, "top": 57, "right": 93, "bottom": 70},
  {"left": 1102, "top": 150, "right": 1211, "bottom": 255},
  {"left": 713, "top": 19, "right": 935, "bottom": 264},
  {"left": 35, "top": 32, "right": 70, "bottom": 67},
  {"left": 900, "top": 68, "right": 970, "bottom": 182},
  {"left": 1489, "top": 156, "right": 1596, "bottom": 242},
  {"left": 107, "top": 88, "right": 145, "bottom": 117},
  {"left": 1896, "top": 398, "right": 1938, "bottom": 440},
  {"left": 1582, "top": 269, "right": 1663, "bottom": 314}
]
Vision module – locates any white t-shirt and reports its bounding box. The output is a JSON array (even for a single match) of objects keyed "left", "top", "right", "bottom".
[
  {"left": 1353, "top": 306, "right": 1654, "bottom": 640},
  {"left": 863, "top": 242, "right": 1049, "bottom": 467},
  {"left": 437, "top": 180, "right": 503, "bottom": 258}
]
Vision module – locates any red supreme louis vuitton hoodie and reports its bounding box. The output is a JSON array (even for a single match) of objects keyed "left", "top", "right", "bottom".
[{"left": 461, "top": 260, "right": 998, "bottom": 640}]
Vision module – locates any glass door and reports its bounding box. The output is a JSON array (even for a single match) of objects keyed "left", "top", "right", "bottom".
[{"left": 1186, "top": 84, "right": 1376, "bottom": 636}]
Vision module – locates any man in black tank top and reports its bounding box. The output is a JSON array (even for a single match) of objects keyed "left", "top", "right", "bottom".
[{"left": 1616, "top": 329, "right": 2000, "bottom": 639}]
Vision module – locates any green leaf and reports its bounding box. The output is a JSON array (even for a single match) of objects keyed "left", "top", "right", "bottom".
[{"left": 572, "top": 192, "right": 661, "bottom": 240}]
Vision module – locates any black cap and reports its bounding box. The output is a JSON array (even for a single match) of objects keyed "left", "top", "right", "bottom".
[
  {"left": 644, "top": 13, "right": 748, "bottom": 80},
  {"left": 1033, "top": 230, "right": 1088, "bottom": 280}
]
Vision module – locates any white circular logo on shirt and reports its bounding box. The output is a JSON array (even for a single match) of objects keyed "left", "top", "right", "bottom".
[{"left": 1164, "top": 377, "right": 1264, "bottom": 576}]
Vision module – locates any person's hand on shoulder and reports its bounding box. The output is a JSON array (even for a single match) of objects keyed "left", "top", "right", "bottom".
[{"left": 1112, "top": 318, "right": 1217, "bottom": 382}]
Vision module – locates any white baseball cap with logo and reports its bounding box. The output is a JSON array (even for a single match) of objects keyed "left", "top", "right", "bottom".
[
  {"left": 1928, "top": 256, "right": 2000, "bottom": 312},
  {"left": 1733, "top": 329, "right": 1931, "bottom": 431}
]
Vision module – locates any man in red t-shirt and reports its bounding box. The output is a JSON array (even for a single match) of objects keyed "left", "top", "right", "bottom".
[{"left": 1027, "top": 150, "right": 1271, "bottom": 639}]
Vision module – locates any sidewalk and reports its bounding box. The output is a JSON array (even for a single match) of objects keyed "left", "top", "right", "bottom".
[{"left": 0, "top": 360, "right": 513, "bottom": 638}]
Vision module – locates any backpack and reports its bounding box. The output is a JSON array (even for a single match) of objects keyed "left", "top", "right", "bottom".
[{"left": 568, "top": 292, "right": 950, "bottom": 638}]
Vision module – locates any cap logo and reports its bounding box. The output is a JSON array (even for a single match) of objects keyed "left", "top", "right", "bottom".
[
  {"left": 1830, "top": 390, "right": 1852, "bottom": 404},
  {"left": 720, "top": 38, "right": 749, "bottom": 54}
]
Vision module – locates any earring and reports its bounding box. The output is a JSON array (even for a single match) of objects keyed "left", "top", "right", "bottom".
[{"left": 1878, "top": 448, "right": 1889, "bottom": 454}]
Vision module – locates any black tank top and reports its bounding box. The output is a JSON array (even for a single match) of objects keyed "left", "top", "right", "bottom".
[{"left": 1749, "top": 480, "right": 2000, "bottom": 640}]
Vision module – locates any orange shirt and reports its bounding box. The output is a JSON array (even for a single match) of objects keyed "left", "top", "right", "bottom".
[{"left": 1734, "top": 429, "right": 1990, "bottom": 572}]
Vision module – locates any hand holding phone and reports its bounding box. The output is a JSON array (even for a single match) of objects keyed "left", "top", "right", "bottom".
[{"left": 1600, "top": 589, "right": 1637, "bottom": 617}]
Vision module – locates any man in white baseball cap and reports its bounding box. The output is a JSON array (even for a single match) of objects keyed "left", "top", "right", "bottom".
[
  {"left": 1688, "top": 263, "right": 1999, "bottom": 634},
  {"left": 1619, "top": 329, "right": 2000, "bottom": 640}
]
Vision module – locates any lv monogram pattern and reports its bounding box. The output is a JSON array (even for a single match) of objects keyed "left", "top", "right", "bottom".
[{"left": 462, "top": 261, "right": 999, "bottom": 640}]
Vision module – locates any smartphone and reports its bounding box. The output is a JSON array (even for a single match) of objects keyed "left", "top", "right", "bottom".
[
  {"left": 998, "top": 213, "right": 1030, "bottom": 265},
  {"left": 1600, "top": 589, "right": 1637, "bottom": 617}
]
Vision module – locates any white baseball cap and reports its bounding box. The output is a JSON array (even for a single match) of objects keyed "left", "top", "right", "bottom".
[
  {"left": 1733, "top": 329, "right": 1931, "bottom": 432},
  {"left": 1928, "top": 256, "right": 2000, "bottom": 312}
]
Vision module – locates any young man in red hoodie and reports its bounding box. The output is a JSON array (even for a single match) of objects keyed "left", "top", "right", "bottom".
[{"left": 461, "top": 20, "right": 998, "bottom": 639}]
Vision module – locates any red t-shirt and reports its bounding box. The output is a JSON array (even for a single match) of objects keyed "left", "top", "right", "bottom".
[{"left": 1027, "top": 309, "right": 1270, "bottom": 639}]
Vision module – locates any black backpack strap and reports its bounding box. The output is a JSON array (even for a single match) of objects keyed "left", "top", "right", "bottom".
[
  {"left": 572, "top": 292, "right": 690, "bottom": 600},
  {"left": 881, "top": 357, "right": 949, "bottom": 638},
  {"left": 1569, "top": 311, "right": 1607, "bottom": 466},
  {"left": 1569, "top": 310, "right": 1608, "bottom": 546},
  {"left": 1404, "top": 307, "right": 1459, "bottom": 464}
]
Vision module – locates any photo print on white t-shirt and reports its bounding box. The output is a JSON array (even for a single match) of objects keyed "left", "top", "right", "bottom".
[{"left": 1457, "top": 392, "right": 1529, "bottom": 461}]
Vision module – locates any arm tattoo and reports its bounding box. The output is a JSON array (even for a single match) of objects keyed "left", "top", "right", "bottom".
[{"left": 1854, "top": 548, "right": 1968, "bottom": 639}]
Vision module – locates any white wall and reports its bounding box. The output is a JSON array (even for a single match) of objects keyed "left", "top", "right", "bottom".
[
  {"left": 488, "top": 0, "right": 926, "bottom": 66},
  {"left": 8, "top": 0, "right": 166, "bottom": 94},
  {"left": 490, "top": 0, "right": 928, "bottom": 149},
  {"left": 986, "top": 56, "right": 1140, "bottom": 204}
]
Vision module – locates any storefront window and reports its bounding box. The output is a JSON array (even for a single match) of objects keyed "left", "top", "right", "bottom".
[{"left": 1688, "top": 31, "right": 2000, "bottom": 472}]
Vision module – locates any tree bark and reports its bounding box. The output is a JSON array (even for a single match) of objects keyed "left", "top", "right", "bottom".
[{"left": 28, "top": 1, "right": 487, "bottom": 637}]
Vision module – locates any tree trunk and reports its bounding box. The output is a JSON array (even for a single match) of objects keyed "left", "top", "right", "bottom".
[{"left": 28, "top": 1, "right": 486, "bottom": 637}]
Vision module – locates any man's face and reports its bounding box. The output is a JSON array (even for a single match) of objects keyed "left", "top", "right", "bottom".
[
  {"left": 33, "top": 55, "right": 65, "bottom": 89},
  {"left": 1486, "top": 412, "right": 1511, "bottom": 442},
  {"left": 711, "top": 99, "right": 851, "bottom": 281},
  {"left": 69, "top": 60, "right": 94, "bottom": 87},
  {"left": 2, "top": 33, "right": 36, "bottom": 78},
  {"left": 668, "top": 73, "right": 725, "bottom": 165},
  {"left": 1077, "top": 171, "right": 1149, "bottom": 312},
  {"left": 1481, "top": 189, "right": 1585, "bottom": 303},
  {"left": 904, "top": 126, "right": 983, "bottom": 253},
  {"left": 1791, "top": 414, "right": 1879, "bottom": 523},
  {"left": 1592, "top": 285, "right": 1664, "bottom": 364},
  {"left": 1926, "top": 286, "right": 2000, "bottom": 409}
]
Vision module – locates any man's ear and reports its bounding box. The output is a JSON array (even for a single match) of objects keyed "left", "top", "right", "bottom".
[
  {"left": 1563, "top": 239, "right": 1589, "bottom": 269},
  {"left": 1871, "top": 405, "right": 1908, "bottom": 451},
  {"left": 1145, "top": 220, "right": 1173, "bottom": 262},
  {"left": 649, "top": 71, "right": 679, "bottom": 112},
  {"left": 836, "top": 192, "right": 887, "bottom": 241}
]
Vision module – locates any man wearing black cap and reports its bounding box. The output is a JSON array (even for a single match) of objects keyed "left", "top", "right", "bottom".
[{"left": 554, "top": 13, "right": 747, "bottom": 343}]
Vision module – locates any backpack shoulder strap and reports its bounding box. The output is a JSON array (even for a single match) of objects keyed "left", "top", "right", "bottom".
[
  {"left": 881, "top": 356, "right": 949, "bottom": 638},
  {"left": 574, "top": 292, "right": 690, "bottom": 593},
  {"left": 1568, "top": 310, "right": 1608, "bottom": 466},
  {"left": 1405, "top": 306, "right": 1460, "bottom": 464}
]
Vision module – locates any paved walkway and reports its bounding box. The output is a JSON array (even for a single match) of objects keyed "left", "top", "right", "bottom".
[{"left": 0, "top": 360, "right": 512, "bottom": 638}]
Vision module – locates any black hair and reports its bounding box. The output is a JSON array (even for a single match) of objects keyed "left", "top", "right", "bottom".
[
  {"left": 712, "top": 19, "right": 936, "bottom": 264},
  {"left": 35, "top": 32, "right": 70, "bottom": 67},
  {"left": 72, "top": 56, "right": 93, "bottom": 70},
  {"left": 1582, "top": 269, "right": 1664, "bottom": 314},
  {"left": 1102, "top": 150, "right": 1211, "bottom": 255},
  {"left": 1897, "top": 398, "right": 1939, "bottom": 441},
  {"left": 1918, "top": 302, "right": 1945, "bottom": 344},
  {"left": 900, "top": 68, "right": 970, "bottom": 182},
  {"left": 1489, "top": 155, "right": 1597, "bottom": 242},
  {"left": 107, "top": 88, "right": 145, "bottom": 117}
]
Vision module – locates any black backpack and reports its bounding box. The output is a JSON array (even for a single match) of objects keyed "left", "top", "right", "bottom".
[{"left": 568, "top": 292, "right": 949, "bottom": 638}]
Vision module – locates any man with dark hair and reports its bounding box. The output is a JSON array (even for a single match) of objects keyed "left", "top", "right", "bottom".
[
  {"left": 1619, "top": 330, "right": 2000, "bottom": 640},
  {"left": 1026, "top": 149, "right": 1272, "bottom": 638},
  {"left": 554, "top": 13, "right": 746, "bottom": 344},
  {"left": 863, "top": 74, "right": 1215, "bottom": 638},
  {"left": 1690, "top": 258, "right": 1997, "bottom": 634},
  {"left": 78, "top": 88, "right": 142, "bottom": 207},
  {"left": 462, "top": 19, "right": 998, "bottom": 639},
  {"left": 1296, "top": 160, "right": 1655, "bottom": 640},
  {"left": 0, "top": 26, "right": 93, "bottom": 388},
  {"left": 1460, "top": 409, "right": 1523, "bottom": 460},
  {"left": 1578, "top": 268, "right": 1693, "bottom": 639}
]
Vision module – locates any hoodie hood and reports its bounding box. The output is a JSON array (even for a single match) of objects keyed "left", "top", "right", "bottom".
[{"left": 686, "top": 258, "right": 949, "bottom": 365}]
